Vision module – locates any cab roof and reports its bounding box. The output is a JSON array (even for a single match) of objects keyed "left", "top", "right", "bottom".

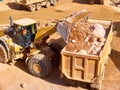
[{"left": 13, "top": 18, "right": 37, "bottom": 26}]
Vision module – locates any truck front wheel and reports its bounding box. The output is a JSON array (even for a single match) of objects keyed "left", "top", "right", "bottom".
[
  {"left": 27, "top": 54, "right": 52, "bottom": 78},
  {"left": 46, "top": 1, "right": 51, "bottom": 8}
]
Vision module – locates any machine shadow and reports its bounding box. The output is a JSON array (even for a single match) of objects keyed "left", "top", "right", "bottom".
[
  {"left": 48, "top": 38, "right": 66, "bottom": 47},
  {"left": 14, "top": 57, "right": 66, "bottom": 86},
  {"left": 72, "top": 0, "right": 90, "bottom": 4},
  {"left": 46, "top": 38, "right": 90, "bottom": 89},
  {"left": 7, "top": 2, "right": 28, "bottom": 11},
  {"left": 109, "top": 49, "right": 120, "bottom": 71},
  {"left": 14, "top": 59, "right": 29, "bottom": 73},
  {"left": 44, "top": 62, "right": 90, "bottom": 89},
  {"left": 113, "top": 21, "right": 120, "bottom": 37},
  {"left": 44, "top": 38, "right": 65, "bottom": 85},
  {"left": 14, "top": 37, "right": 89, "bottom": 89}
]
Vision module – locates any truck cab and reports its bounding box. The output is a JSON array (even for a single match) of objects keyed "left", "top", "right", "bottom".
[
  {"left": 2, "top": 18, "right": 38, "bottom": 60},
  {"left": 11, "top": 18, "right": 37, "bottom": 48}
]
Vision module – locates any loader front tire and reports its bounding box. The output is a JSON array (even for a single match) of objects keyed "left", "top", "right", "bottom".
[
  {"left": 0, "top": 44, "right": 8, "bottom": 63},
  {"left": 27, "top": 54, "right": 52, "bottom": 78}
]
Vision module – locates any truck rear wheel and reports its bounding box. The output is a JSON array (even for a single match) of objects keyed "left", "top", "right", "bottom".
[
  {"left": 51, "top": 0, "right": 58, "bottom": 6},
  {"left": 36, "top": 3, "right": 41, "bottom": 10},
  {"left": 29, "top": 4, "right": 36, "bottom": 12},
  {"left": 46, "top": 1, "right": 51, "bottom": 8},
  {"left": 0, "top": 44, "right": 8, "bottom": 63},
  {"left": 27, "top": 54, "right": 52, "bottom": 78}
]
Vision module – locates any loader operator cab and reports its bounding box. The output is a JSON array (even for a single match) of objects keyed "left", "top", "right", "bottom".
[{"left": 10, "top": 18, "right": 37, "bottom": 48}]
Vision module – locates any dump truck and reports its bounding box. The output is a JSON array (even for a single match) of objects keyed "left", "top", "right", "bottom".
[
  {"left": 15, "top": 0, "right": 59, "bottom": 11},
  {"left": 0, "top": 17, "right": 62, "bottom": 78},
  {"left": 57, "top": 11, "right": 113, "bottom": 90}
]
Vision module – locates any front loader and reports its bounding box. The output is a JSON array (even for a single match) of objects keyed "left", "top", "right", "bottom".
[{"left": 0, "top": 17, "right": 62, "bottom": 78}]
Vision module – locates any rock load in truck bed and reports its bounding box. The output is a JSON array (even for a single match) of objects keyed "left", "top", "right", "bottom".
[{"left": 57, "top": 10, "right": 107, "bottom": 55}]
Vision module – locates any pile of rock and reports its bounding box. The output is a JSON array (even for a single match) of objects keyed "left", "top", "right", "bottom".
[{"left": 57, "top": 10, "right": 106, "bottom": 55}]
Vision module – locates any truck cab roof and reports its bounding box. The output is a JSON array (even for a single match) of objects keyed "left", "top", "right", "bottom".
[{"left": 13, "top": 18, "right": 37, "bottom": 26}]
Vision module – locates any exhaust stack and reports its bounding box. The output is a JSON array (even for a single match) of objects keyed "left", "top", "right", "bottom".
[{"left": 9, "top": 16, "right": 13, "bottom": 27}]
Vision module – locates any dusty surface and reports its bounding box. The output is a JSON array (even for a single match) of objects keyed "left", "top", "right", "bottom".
[{"left": 0, "top": 0, "right": 120, "bottom": 90}]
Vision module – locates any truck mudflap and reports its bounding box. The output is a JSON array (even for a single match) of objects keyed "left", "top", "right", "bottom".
[{"left": 90, "top": 76, "right": 103, "bottom": 90}]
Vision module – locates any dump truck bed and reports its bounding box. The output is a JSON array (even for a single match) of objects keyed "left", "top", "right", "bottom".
[
  {"left": 15, "top": 0, "right": 46, "bottom": 5},
  {"left": 61, "top": 19, "right": 113, "bottom": 89}
]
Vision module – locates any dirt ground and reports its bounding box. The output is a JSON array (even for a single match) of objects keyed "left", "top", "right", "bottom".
[{"left": 0, "top": 0, "right": 120, "bottom": 90}]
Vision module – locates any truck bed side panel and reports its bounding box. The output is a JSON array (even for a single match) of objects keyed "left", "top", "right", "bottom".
[{"left": 61, "top": 19, "right": 113, "bottom": 83}]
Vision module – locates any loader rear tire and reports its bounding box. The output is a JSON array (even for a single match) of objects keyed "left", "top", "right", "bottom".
[
  {"left": 27, "top": 54, "right": 52, "bottom": 78},
  {"left": 0, "top": 44, "right": 8, "bottom": 63}
]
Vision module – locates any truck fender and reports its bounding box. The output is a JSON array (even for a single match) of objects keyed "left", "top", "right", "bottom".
[{"left": 0, "top": 38, "right": 10, "bottom": 60}]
